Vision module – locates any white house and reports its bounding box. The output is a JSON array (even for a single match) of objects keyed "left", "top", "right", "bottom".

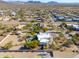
[
  {"left": 11, "top": 11, "right": 16, "bottom": 16},
  {"left": 67, "top": 24, "right": 79, "bottom": 29},
  {"left": 37, "top": 32, "right": 51, "bottom": 44}
]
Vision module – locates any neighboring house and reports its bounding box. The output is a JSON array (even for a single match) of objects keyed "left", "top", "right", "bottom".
[
  {"left": 67, "top": 24, "right": 79, "bottom": 31},
  {"left": 72, "top": 18, "right": 79, "bottom": 22},
  {"left": 11, "top": 11, "right": 16, "bottom": 16},
  {"left": 66, "top": 18, "right": 73, "bottom": 22},
  {"left": 37, "top": 32, "right": 51, "bottom": 45}
]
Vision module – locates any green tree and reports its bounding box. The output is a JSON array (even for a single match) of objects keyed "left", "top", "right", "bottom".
[
  {"left": 71, "top": 34, "right": 79, "bottom": 44},
  {"left": 24, "top": 40, "right": 40, "bottom": 49}
]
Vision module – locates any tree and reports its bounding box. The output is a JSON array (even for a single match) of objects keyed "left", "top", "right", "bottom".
[
  {"left": 22, "top": 23, "right": 32, "bottom": 30},
  {"left": 32, "top": 23, "right": 42, "bottom": 33},
  {"left": 24, "top": 40, "right": 40, "bottom": 49},
  {"left": 71, "top": 34, "right": 79, "bottom": 45},
  {"left": 59, "top": 32, "right": 64, "bottom": 37},
  {"left": 43, "top": 28, "right": 48, "bottom": 32}
]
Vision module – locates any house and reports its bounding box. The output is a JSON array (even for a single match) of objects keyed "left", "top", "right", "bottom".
[
  {"left": 66, "top": 18, "right": 73, "bottom": 22},
  {"left": 67, "top": 24, "right": 79, "bottom": 31},
  {"left": 72, "top": 17, "right": 79, "bottom": 22},
  {"left": 11, "top": 11, "right": 16, "bottom": 16},
  {"left": 37, "top": 32, "right": 51, "bottom": 45},
  {"left": 55, "top": 14, "right": 64, "bottom": 19}
]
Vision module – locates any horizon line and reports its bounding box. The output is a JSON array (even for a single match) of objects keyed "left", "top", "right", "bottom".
[{"left": 3, "top": 0, "right": 79, "bottom": 3}]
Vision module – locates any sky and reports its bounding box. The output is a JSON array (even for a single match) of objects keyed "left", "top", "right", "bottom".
[{"left": 3, "top": 0, "right": 79, "bottom": 3}]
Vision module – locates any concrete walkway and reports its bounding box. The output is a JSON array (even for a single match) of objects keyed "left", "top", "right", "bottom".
[
  {"left": 0, "top": 32, "right": 12, "bottom": 43},
  {"left": 0, "top": 32, "right": 12, "bottom": 46}
]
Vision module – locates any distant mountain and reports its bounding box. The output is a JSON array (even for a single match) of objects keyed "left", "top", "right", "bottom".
[
  {"left": 46, "top": 1, "right": 59, "bottom": 6},
  {"left": 6, "top": 1, "right": 25, "bottom": 4},
  {"left": 47, "top": 1, "right": 58, "bottom": 4},
  {"left": 0, "top": 0, "right": 79, "bottom": 8},
  {"left": 47, "top": 1, "right": 79, "bottom": 7},
  {"left": 27, "top": 1, "right": 42, "bottom": 4},
  {"left": 0, "top": 0, "right": 5, "bottom": 2},
  {"left": 4, "top": 1, "right": 58, "bottom": 4},
  {"left": 0, "top": 0, "right": 7, "bottom": 3},
  {"left": 3, "top": 1, "right": 42, "bottom": 4},
  {"left": 58, "top": 3, "right": 79, "bottom": 7}
]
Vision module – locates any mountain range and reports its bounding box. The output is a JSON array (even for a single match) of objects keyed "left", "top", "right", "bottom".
[{"left": 0, "top": 0, "right": 79, "bottom": 8}]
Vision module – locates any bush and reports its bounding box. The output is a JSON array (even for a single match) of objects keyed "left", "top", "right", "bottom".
[
  {"left": 44, "top": 45, "right": 49, "bottom": 50},
  {"left": 3, "top": 56, "right": 10, "bottom": 58},
  {"left": 24, "top": 40, "right": 40, "bottom": 49},
  {"left": 43, "top": 28, "right": 48, "bottom": 32},
  {"left": 71, "top": 35, "right": 79, "bottom": 44},
  {"left": 51, "top": 44, "right": 60, "bottom": 50}
]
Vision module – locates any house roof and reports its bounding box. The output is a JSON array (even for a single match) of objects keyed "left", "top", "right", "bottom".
[
  {"left": 37, "top": 32, "right": 51, "bottom": 43},
  {"left": 37, "top": 32, "right": 51, "bottom": 39}
]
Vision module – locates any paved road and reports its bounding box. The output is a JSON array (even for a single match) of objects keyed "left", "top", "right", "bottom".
[{"left": 0, "top": 50, "right": 53, "bottom": 58}]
